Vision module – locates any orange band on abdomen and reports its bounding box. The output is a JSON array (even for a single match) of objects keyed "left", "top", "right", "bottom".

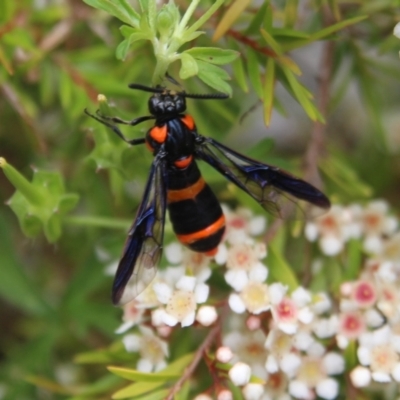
[
  {"left": 176, "top": 214, "right": 226, "bottom": 244},
  {"left": 167, "top": 176, "right": 206, "bottom": 203}
]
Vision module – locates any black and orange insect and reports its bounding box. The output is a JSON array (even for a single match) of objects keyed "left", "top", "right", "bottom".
[{"left": 85, "top": 84, "right": 330, "bottom": 305}]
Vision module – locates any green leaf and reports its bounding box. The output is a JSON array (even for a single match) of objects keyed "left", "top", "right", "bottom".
[
  {"left": 179, "top": 53, "right": 199, "bottom": 79},
  {"left": 82, "top": 0, "right": 140, "bottom": 27},
  {"left": 0, "top": 213, "right": 50, "bottom": 314},
  {"left": 112, "top": 382, "right": 166, "bottom": 399},
  {"left": 282, "top": 15, "right": 367, "bottom": 52},
  {"left": 185, "top": 48, "right": 239, "bottom": 65},
  {"left": 247, "top": 49, "right": 263, "bottom": 99},
  {"left": 108, "top": 353, "right": 194, "bottom": 381},
  {"left": 244, "top": 1, "right": 269, "bottom": 35},
  {"left": 213, "top": 0, "right": 252, "bottom": 41},
  {"left": 196, "top": 61, "right": 232, "bottom": 95},
  {"left": 231, "top": 53, "right": 248, "bottom": 92},
  {"left": 267, "top": 244, "right": 298, "bottom": 290},
  {"left": 263, "top": 58, "right": 275, "bottom": 126}
]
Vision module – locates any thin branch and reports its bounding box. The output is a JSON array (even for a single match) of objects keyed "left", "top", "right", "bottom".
[
  {"left": 304, "top": 8, "right": 335, "bottom": 187},
  {"left": 165, "top": 324, "right": 221, "bottom": 400},
  {"left": 228, "top": 29, "right": 276, "bottom": 58}
]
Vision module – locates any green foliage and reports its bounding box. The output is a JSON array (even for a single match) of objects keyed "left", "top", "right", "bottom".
[{"left": 1, "top": 0, "right": 400, "bottom": 399}]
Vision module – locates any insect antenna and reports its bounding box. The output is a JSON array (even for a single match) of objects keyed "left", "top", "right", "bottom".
[
  {"left": 128, "top": 84, "right": 165, "bottom": 93},
  {"left": 182, "top": 92, "right": 229, "bottom": 100}
]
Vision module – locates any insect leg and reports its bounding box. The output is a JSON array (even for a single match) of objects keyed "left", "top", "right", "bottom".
[
  {"left": 84, "top": 109, "right": 146, "bottom": 145},
  {"left": 94, "top": 110, "right": 155, "bottom": 127}
]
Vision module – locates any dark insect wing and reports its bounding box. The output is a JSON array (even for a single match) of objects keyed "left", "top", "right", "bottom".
[
  {"left": 195, "top": 136, "right": 330, "bottom": 219},
  {"left": 112, "top": 156, "right": 167, "bottom": 305}
]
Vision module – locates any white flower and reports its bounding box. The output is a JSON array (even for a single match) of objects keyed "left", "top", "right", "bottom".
[
  {"left": 229, "top": 362, "right": 251, "bottom": 386},
  {"left": 221, "top": 242, "right": 268, "bottom": 291},
  {"left": 229, "top": 281, "right": 271, "bottom": 314},
  {"left": 122, "top": 327, "right": 168, "bottom": 372},
  {"left": 153, "top": 275, "right": 209, "bottom": 327},
  {"left": 305, "top": 205, "right": 360, "bottom": 256}
]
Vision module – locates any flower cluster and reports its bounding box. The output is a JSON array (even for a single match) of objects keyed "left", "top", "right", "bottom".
[{"left": 109, "top": 199, "right": 400, "bottom": 399}]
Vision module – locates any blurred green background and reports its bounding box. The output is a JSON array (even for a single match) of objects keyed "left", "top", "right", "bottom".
[{"left": 1, "top": 0, "right": 400, "bottom": 399}]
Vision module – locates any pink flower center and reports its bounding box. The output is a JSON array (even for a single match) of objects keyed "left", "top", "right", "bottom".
[
  {"left": 276, "top": 298, "right": 297, "bottom": 321},
  {"left": 340, "top": 313, "right": 365, "bottom": 338},
  {"left": 352, "top": 281, "right": 376, "bottom": 307}
]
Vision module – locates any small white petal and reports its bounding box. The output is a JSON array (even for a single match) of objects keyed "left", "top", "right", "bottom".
[
  {"left": 162, "top": 312, "right": 179, "bottom": 327},
  {"left": 320, "top": 236, "right": 343, "bottom": 256},
  {"left": 371, "top": 371, "right": 391, "bottom": 382},
  {"left": 194, "top": 396, "right": 213, "bottom": 400},
  {"left": 225, "top": 270, "right": 248, "bottom": 291},
  {"left": 357, "top": 346, "right": 371, "bottom": 366},
  {"left": 394, "top": 22, "right": 400, "bottom": 38},
  {"left": 316, "top": 378, "right": 338, "bottom": 400},
  {"left": 305, "top": 223, "right": 318, "bottom": 241},
  {"left": 215, "top": 244, "right": 228, "bottom": 265},
  {"left": 278, "top": 322, "right": 298, "bottom": 335},
  {"left": 153, "top": 282, "right": 173, "bottom": 304},
  {"left": 122, "top": 334, "right": 141, "bottom": 352},
  {"left": 242, "top": 383, "right": 264, "bottom": 400},
  {"left": 265, "top": 354, "right": 279, "bottom": 373},
  {"left": 323, "top": 353, "right": 345, "bottom": 375},
  {"left": 289, "top": 380, "right": 310, "bottom": 399},
  {"left": 194, "top": 283, "right": 209, "bottom": 303},
  {"left": 350, "top": 366, "right": 371, "bottom": 387},
  {"left": 151, "top": 308, "right": 166, "bottom": 326},
  {"left": 115, "top": 320, "right": 135, "bottom": 334},
  {"left": 308, "top": 342, "right": 325, "bottom": 357},
  {"left": 181, "top": 311, "right": 196, "bottom": 327},
  {"left": 248, "top": 263, "right": 268, "bottom": 283},
  {"left": 176, "top": 276, "right": 196, "bottom": 291},
  {"left": 293, "top": 331, "right": 314, "bottom": 351},
  {"left": 229, "top": 293, "right": 246, "bottom": 314},
  {"left": 229, "top": 362, "right": 251, "bottom": 386},
  {"left": 137, "top": 358, "right": 153, "bottom": 372},
  {"left": 392, "top": 362, "right": 400, "bottom": 381},
  {"left": 280, "top": 353, "right": 301, "bottom": 377},
  {"left": 164, "top": 242, "right": 183, "bottom": 264},
  {"left": 363, "top": 235, "right": 382, "bottom": 254},
  {"left": 291, "top": 287, "right": 311, "bottom": 306},
  {"left": 268, "top": 283, "right": 287, "bottom": 304},
  {"left": 297, "top": 307, "right": 314, "bottom": 324},
  {"left": 248, "top": 216, "right": 266, "bottom": 236},
  {"left": 365, "top": 308, "right": 385, "bottom": 328},
  {"left": 196, "top": 305, "right": 218, "bottom": 326}
]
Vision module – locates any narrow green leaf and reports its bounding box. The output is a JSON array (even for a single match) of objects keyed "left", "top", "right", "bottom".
[
  {"left": 232, "top": 54, "right": 248, "bottom": 92},
  {"left": 282, "top": 15, "right": 367, "bottom": 52},
  {"left": 284, "top": 0, "right": 298, "bottom": 28},
  {"left": 260, "top": 28, "right": 283, "bottom": 56},
  {"left": 247, "top": 49, "right": 263, "bottom": 99},
  {"left": 82, "top": 0, "right": 139, "bottom": 27},
  {"left": 112, "top": 381, "right": 165, "bottom": 399},
  {"left": 185, "top": 48, "right": 239, "bottom": 65},
  {"left": 267, "top": 244, "right": 298, "bottom": 290},
  {"left": 270, "top": 28, "right": 309, "bottom": 39},
  {"left": 213, "top": 0, "right": 252, "bottom": 41},
  {"left": 108, "top": 353, "right": 194, "bottom": 382},
  {"left": 263, "top": 58, "right": 275, "bottom": 126},
  {"left": 244, "top": 1, "right": 269, "bottom": 35}
]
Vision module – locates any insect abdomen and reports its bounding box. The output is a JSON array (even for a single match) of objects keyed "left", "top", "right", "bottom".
[{"left": 167, "top": 160, "right": 225, "bottom": 255}]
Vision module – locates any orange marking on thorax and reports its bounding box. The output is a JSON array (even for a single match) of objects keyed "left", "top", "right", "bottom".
[
  {"left": 167, "top": 176, "right": 205, "bottom": 203},
  {"left": 174, "top": 155, "right": 193, "bottom": 169},
  {"left": 176, "top": 215, "right": 225, "bottom": 245},
  {"left": 149, "top": 125, "right": 167, "bottom": 143},
  {"left": 181, "top": 115, "right": 195, "bottom": 130}
]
